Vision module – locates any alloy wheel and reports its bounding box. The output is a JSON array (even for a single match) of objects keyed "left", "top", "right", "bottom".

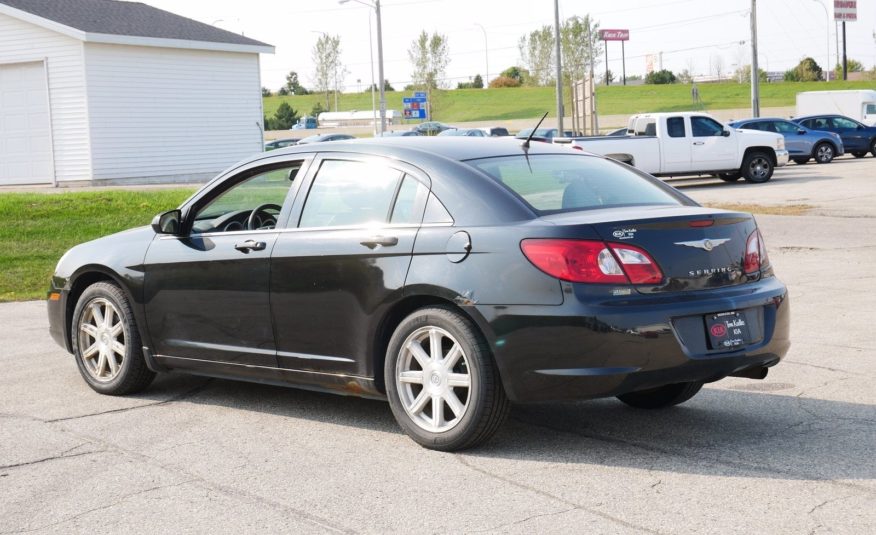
[
  {"left": 77, "top": 298, "right": 126, "bottom": 382},
  {"left": 748, "top": 156, "right": 770, "bottom": 180},
  {"left": 816, "top": 144, "right": 833, "bottom": 163},
  {"left": 395, "top": 326, "right": 471, "bottom": 433}
]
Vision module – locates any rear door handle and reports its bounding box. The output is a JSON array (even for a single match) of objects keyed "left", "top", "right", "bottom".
[
  {"left": 360, "top": 235, "right": 399, "bottom": 249},
  {"left": 692, "top": 141, "right": 705, "bottom": 146},
  {"left": 234, "top": 240, "right": 267, "bottom": 253}
]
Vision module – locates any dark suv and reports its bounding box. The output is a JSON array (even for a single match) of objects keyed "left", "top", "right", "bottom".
[{"left": 792, "top": 115, "right": 876, "bottom": 158}]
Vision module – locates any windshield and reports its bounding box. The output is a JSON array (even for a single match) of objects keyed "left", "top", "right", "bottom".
[{"left": 468, "top": 154, "right": 686, "bottom": 214}]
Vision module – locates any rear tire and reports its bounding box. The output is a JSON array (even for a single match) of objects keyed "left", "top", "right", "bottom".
[
  {"left": 617, "top": 381, "right": 704, "bottom": 409},
  {"left": 792, "top": 157, "right": 809, "bottom": 165},
  {"left": 385, "top": 306, "right": 510, "bottom": 451},
  {"left": 852, "top": 151, "right": 867, "bottom": 158},
  {"left": 71, "top": 282, "right": 155, "bottom": 395},
  {"left": 741, "top": 151, "right": 773, "bottom": 183},
  {"left": 813, "top": 142, "right": 834, "bottom": 164},
  {"left": 717, "top": 172, "right": 741, "bottom": 182},
  {"left": 870, "top": 139, "right": 876, "bottom": 157}
]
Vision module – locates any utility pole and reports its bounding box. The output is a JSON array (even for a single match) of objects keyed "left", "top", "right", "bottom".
[
  {"left": 553, "top": 0, "right": 563, "bottom": 133},
  {"left": 750, "top": 0, "right": 760, "bottom": 117},
  {"left": 842, "top": 21, "right": 848, "bottom": 80},
  {"left": 475, "top": 23, "right": 489, "bottom": 88},
  {"left": 375, "top": 0, "right": 386, "bottom": 135}
]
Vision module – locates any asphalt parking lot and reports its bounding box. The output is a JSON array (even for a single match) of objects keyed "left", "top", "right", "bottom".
[{"left": 1, "top": 156, "right": 874, "bottom": 534}]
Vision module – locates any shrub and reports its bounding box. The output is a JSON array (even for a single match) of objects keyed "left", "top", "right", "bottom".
[{"left": 489, "top": 75, "right": 521, "bottom": 88}]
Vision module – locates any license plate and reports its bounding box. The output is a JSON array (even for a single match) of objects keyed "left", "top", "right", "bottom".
[{"left": 706, "top": 311, "right": 750, "bottom": 350}]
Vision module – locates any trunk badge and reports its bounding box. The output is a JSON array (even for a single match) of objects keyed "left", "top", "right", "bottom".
[{"left": 674, "top": 238, "right": 730, "bottom": 251}]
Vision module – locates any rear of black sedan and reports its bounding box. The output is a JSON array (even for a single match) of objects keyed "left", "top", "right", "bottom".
[{"left": 47, "top": 138, "right": 789, "bottom": 452}]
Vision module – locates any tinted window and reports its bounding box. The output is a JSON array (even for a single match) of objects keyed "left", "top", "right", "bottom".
[
  {"left": 390, "top": 176, "right": 429, "bottom": 225},
  {"left": 742, "top": 122, "right": 765, "bottom": 131},
  {"left": 691, "top": 116, "right": 725, "bottom": 137},
  {"left": 666, "top": 117, "right": 686, "bottom": 137},
  {"left": 468, "top": 155, "right": 683, "bottom": 214},
  {"left": 831, "top": 117, "right": 859, "bottom": 129},
  {"left": 811, "top": 118, "right": 832, "bottom": 130},
  {"left": 773, "top": 121, "right": 800, "bottom": 134},
  {"left": 298, "top": 160, "right": 401, "bottom": 228}
]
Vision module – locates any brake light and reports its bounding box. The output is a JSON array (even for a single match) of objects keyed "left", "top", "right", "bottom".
[
  {"left": 744, "top": 229, "right": 769, "bottom": 273},
  {"left": 520, "top": 239, "right": 663, "bottom": 284}
]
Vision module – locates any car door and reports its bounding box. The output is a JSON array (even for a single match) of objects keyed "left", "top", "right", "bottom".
[
  {"left": 830, "top": 116, "right": 868, "bottom": 152},
  {"left": 660, "top": 116, "right": 691, "bottom": 173},
  {"left": 772, "top": 120, "right": 807, "bottom": 156},
  {"left": 143, "top": 158, "right": 310, "bottom": 366},
  {"left": 269, "top": 155, "right": 429, "bottom": 376},
  {"left": 690, "top": 116, "right": 737, "bottom": 171}
]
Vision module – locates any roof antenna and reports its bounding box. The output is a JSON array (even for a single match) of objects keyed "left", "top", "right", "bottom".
[{"left": 522, "top": 112, "right": 550, "bottom": 150}]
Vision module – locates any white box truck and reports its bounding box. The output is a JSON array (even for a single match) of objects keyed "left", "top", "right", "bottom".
[{"left": 796, "top": 90, "right": 876, "bottom": 126}]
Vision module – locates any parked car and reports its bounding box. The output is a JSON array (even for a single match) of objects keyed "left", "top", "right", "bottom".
[
  {"left": 412, "top": 121, "right": 454, "bottom": 136},
  {"left": 47, "top": 138, "right": 789, "bottom": 451},
  {"left": 515, "top": 127, "right": 575, "bottom": 142},
  {"left": 437, "top": 128, "right": 487, "bottom": 137},
  {"left": 728, "top": 118, "right": 844, "bottom": 164},
  {"left": 796, "top": 90, "right": 876, "bottom": 126},
  {"left": 791, "top": 115, "right": 876, "bottom": 158},
  {"left": 264, "top": 138, "right": 300, "bottom": 151},
  {"left": 383, "top": 130, "right": 421, "bottom": 137},
  {"left": 479, "top": 126, "right": 511, "bottom": 137},
  {"left": 296, "top": 133, "right": 356, "bottom": 144},
  {"left": 560, "top": 112, "right": 789, "bottom": 183}
]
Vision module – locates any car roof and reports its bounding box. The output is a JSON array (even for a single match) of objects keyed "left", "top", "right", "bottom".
[{"left": 731, "top": 117, "right": 789, "bottom": 123}]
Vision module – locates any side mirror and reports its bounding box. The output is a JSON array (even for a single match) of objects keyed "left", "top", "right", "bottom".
[
  {"left": 797, "top": 129, "right": 806, "bottom": 135},
  {"left": 721, "top": 129, "right": 731, "bottom": 137},
  {"left": 151, "top": 209, "right": 182, "bottom": 235}
]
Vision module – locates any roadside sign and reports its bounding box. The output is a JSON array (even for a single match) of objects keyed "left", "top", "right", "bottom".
[
  {"left": 402, "top": 97, "right": 428, "bottom": 104},
  {"left": 414, "top": 91, "right": 427, "bottom": 99},
  {"left": 834, "top": 0, "right": 856, "bottom": 21},
  {"left": 598, "top": 29, "right": 629, "bottom": 41},
  {"left": 404, "top": 109, "right": 427, "bottom": 119}
]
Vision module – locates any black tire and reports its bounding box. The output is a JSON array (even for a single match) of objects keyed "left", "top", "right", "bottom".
[
  {"left": 717, "top": 172, "right": 741, "bottom": 182},
  {"left": 870, "top": 139, "right": 876, "bottom": 158},
  {"left": 385, "top": 306, "right": 510, "bottom": 451},
  {"left": 741, "top": 151, "right": 774, "bottom": 183},
  {"left": 71, "top": 282, "right": 155, "bottom": 395},
  {"left": 617, "top": 381, "right": 704, "bottom": 409},
  {"left": 792, "top": 157, "right": 809, "bottom": 165},
  {"left": 813, "top": 142, "right": 835, "bottom": 164},
  {"left": 852, "top": 151, "right": 868, "bottom": 158}
]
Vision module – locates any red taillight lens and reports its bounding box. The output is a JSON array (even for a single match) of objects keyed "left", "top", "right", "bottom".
[
  {"left": 744, "top": 229, "right": 768, "bottom": 274},
  {"left": 520, "top": 239, "right": 663, "bottom": 285}
]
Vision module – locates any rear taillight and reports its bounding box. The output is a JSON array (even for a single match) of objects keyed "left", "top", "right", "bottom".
[
  {"left": 520, "top": 239, "right": 663, "bottom": 284},
  {"left": 744, "top": 229, "right": 769, "bottom": 273}
]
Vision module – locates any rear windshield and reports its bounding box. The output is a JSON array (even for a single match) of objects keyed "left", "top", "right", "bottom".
[{"left": 468, "top": 154, "right": 685, "bottom": 214}]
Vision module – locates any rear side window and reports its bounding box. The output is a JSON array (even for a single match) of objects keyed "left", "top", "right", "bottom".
[
  {"left": 831, "top": 117, "right": 859, "bottom": 129},
  {"left": 666, "top": 117, "right": 686, "bottom": 137},
  {"left": 468, "top": 155, "right": 684, "bottom": 214},
  {"left": 390, "top": 176, "right": 429, "bottom": 225},
  {"left": 773, "top": 121, "right": 800, "bottom": 134},
  {"left": 298, "top": 160, "right": 402, "bottom": 228}
]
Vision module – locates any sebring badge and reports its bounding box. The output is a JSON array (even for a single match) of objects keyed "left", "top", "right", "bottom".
[{"left": 674, "top": 238, "right": 730, "bottom": 251}]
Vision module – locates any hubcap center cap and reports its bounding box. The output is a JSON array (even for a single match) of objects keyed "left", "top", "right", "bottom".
[{"left": 430, "top": 372, "right": 442, "bottom": 386}]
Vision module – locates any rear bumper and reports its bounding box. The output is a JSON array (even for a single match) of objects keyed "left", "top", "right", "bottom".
[
  {"left": 775, "top": 149, "right": 790, "bottom": 167},
  {"left": 469, "top": 276, "right": 790, "bottom": 403}
]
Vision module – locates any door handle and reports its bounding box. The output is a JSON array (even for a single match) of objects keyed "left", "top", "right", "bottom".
[
  {"left": 360, "top": 235, "right": 399, "bottom": 249},
  {"left": 692, "top": 141, "right": 705, "bottom": 146},
  {"left": 234, "top": 240, "right": 267, "bottom": 253}
]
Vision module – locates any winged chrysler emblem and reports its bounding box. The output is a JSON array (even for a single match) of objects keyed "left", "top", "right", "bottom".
[{"left": 674, "top": 238, "right": 730, "bottom": 251}]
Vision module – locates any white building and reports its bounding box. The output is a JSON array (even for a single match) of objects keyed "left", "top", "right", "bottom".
[{"left": 0, "top": 0, "right": 274, "bottom": 186}]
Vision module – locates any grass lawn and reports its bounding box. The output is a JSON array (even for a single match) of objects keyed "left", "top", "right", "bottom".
[
  {"left": 264, "top": 80, "right": 876, "bottom": 124},
  {"left": 0, "top": 189, "right": 195, "bottom": 302}
]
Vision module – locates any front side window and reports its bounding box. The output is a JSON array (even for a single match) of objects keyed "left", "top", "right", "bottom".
[
  {"left": 773, "top": 121, "right": 800, "bottom": 134},
  {"left": 691, "top": 116, "right": 725, "bottom": 137},
  {"left": 468, "top": 154, "right": 685, "bottom": 214},
  {"left": 298, "top": 160, "right": 402, "bottom": 228},
  {"left": 192, "top": 163, "right": 301, "bottom": 233}
]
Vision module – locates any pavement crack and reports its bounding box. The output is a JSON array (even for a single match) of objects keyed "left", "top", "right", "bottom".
[
  {"left": 468, "top": 506, "right": 578, "bottom": 533},
  {"left": 455, "top": 455, "right": 661, "bottom": 534},
  {"left": 46, "top": 379, "right": 213, "bottom": 423},
  {"left": 0, "top": 449, "right": 104, "bottom": 471}
]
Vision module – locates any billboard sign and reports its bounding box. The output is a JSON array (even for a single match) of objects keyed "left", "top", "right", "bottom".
[
  {"left": 599, "top": 29, "right": 629, "bottom": 41},
  {"left": 834, "top": 0, "right": 857, "bottom": 21}
]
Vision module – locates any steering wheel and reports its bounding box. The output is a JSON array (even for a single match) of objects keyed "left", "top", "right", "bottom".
[{"left": 246, "top": 203, "right": 282, "bottom": 231}]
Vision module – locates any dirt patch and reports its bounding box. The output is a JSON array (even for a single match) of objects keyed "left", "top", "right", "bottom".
[{"left": 704, "top": 203, "right": 815, "bottom": 216}]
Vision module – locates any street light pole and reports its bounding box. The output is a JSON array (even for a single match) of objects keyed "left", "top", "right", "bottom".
[
  {"left": 810, "top": 0, "right": 831, "bottom": 81},
  {"left": 474, "top": 23, "right": 489, "bottom": 87},
  {"left": 340, "top": 0, "right": 386, "bottom": 135},
  {"left": 750, "top": 0, "right": 760, "bottom": 117},
  {"left": 553, "top": 0, "right": 564, "bottom": 133}
]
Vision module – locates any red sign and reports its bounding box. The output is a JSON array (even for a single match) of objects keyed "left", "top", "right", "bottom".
[
  {"left": 834, "top": 0, "right": 857, "bottom": 21},
  {"left": 710, "top": 324, "right": 727, "bottom": 338},
  {"left": 599, "top": 29, "right": 630, "bottom": 41}
]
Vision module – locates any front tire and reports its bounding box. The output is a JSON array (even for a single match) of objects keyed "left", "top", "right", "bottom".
[
  {"left": 741, "top": 151, "right": 773, "bottom": 183},
  {"left": 717, "top": 172, "right": 741, "bottom": 182},
  {"left": 617, "top": 381, "right": 704, "bottom": 409},
  {"left": 71, "top": 282, "right": 155, "bottom": 395},
  {"left": 385, "top": 306, "right": 509, "bottom": 451},
  {"left": 792, "top": 157, "right": 809, "bottom": 165},
  {"left": 813, "top": 142, "right": 834, "bottom": 164},
  {"left": 852, "top": 151, "right": 868, "bottom": 158}
]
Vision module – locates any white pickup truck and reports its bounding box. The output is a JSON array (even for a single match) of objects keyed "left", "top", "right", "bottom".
[{"left": 556, "top": 112, "right": 790, "bottom": 183}]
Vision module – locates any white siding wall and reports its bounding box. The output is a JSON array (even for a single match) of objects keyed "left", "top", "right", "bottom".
[
  {"left": 0, "top": 13, "right": 91, "bottom": 182},
  {"left": 84, "top": 44, "right": 263, "bottom": 182}
]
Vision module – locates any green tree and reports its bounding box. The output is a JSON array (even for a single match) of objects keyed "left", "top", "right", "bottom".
[
  {"left": 784, "top": 57, "right": 823, "bottom": 82},
  {"left": 261, "top": 87, "right": 272, "bottom": 97},
  {"left": 408, "top": 30, "right": 450, "bottom": 119},
  {"left": 277, "top": 87, "right": 289, "bottom": 96},
  {"left": 312, "top": 34, "right": 345, "bottom": 110},
  {"left": 273, "top": 102, "right": 300, "bottom": 130},
  {"left": 472, "top": 74, "right": 484, "bottom": 89},
  {"left": 733, "top": 65, "right": 768, "bottom": 83},
  {"left": 834, "top": 58, "right": 864, "bottom": 80},
  {"left": 500, "top": 66, "right": 529, "bottom": 84},
  {"left": 285, "top": 71, "right": 310, "bottom": 95},
  {"left": 489, "top": 76, "right": 521, "bottom": 88},
  {"left": 519, "top": 26, "right": 555, "bottom": 86},
  {"left": 310, "top": 102, "right": 326, "bottom": 118},
  {"left": 645, "top": 69, "right": 676, "bottom": 84}
]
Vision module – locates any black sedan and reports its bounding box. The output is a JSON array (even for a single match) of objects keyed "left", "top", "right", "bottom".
[
  {"left": 47, "top": 138, "right": 789, "bottom": 451},
  {"left": 792, "top": 114, "right": 876, "bottom": 158}
]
